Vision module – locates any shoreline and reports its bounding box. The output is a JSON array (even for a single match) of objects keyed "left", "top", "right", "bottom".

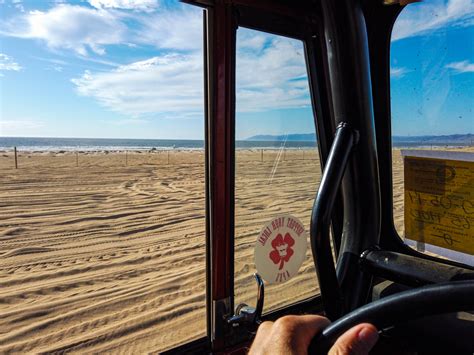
[{"left": 1, "top": 144, "right": 473, "bottom": 154}]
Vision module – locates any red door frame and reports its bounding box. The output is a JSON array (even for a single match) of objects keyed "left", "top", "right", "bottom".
[{"left": 205, "top": 1, "right": 237, "bottom": 351}]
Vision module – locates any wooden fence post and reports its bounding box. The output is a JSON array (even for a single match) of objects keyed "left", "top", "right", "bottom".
[{"left": 14, "top": 147, "right": 18, "bottom": 169}]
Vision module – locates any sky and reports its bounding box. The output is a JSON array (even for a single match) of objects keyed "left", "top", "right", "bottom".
[{"left": 0, "top": 0, "right": 472, "bottom": 139}]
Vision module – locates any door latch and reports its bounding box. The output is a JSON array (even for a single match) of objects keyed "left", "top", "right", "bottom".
[{"left": 227, "top": 273, "right": 264, "bottom": 327}]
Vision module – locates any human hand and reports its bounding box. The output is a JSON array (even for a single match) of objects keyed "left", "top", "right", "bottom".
[{"left": 248, "top": 315, "right": 378, "bottom": 355}]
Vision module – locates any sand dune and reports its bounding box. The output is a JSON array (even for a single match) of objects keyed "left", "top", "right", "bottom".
[{"left": 0, "top": 147, "right": 471, "bottom": 352}]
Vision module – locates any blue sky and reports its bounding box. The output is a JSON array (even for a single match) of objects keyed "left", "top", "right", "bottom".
[{"left": 0, "top": 0, "right": 472, "bottom": 139}]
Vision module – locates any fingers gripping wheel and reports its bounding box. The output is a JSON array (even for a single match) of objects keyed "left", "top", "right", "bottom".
[{"left": 308, "top": 281, "right": 474, "bottom": 354}]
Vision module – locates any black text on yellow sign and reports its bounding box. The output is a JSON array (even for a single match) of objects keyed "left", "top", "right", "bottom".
[{"left": 404, "top": 156, "right": 473, "bottom": 255}]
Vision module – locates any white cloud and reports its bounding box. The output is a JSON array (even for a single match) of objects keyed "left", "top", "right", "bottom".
[
  {"left": 236, "top": 34, "right": 311, "bottom": 112},
  {"left": 446, "top": 60, "right": 474, "bottom": 73},
  {"left": 1, "top": 3, "right": 202, "bottom": 56},
  {"left": 238, "top": 32, "right": 267, "bottom": 51},
  {"left": 392, "top": 0, "right": 474, "bottom": 41},
  {"left": 64, "top": 5, "right": 206, "bottom": 116},
  {"left": 1, "top": 5, "right": 126, "bottom": 55},
  {"left": 133, "top": 7, "right": 202, "bottom": 51},
  {"left": 14, "top": 1, "right": 25, "bottom": 13},
  {"left": 0, "top": 53, "right": 22, "bottom": 73},
  {"left": 71, "top": 32, "right": 312, "bottom": 118},
  {"left": 1, "top": 4, "right": 311, "bottom": 121},
  {"left": 71, "top": 53, "right": 204, "bottom": 116},
  {"left": 390, "top": 66, "right": 409, "bottom": 78},
  {"left": 88, "top": 0, "right": 159, "bottom": 12}
]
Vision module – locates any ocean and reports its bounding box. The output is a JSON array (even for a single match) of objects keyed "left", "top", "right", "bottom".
[
  {"left": 0, "top": 137, "right": 469, "bottom": 152},
  {"left": 0, "top": 137, "right": 317, "bottom": 151}
]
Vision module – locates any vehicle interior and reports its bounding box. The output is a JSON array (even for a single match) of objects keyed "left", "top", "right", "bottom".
[
  {"left": 0, "top": 0, "right": 472, "bottom": 354},
  {"left": 168, "top": 0, "right": 474, "bottom": 353}
]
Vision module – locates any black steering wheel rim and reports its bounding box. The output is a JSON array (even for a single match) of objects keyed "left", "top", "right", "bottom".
[{"left": 308, "top": 280, "right": 474, "bottom": 354}]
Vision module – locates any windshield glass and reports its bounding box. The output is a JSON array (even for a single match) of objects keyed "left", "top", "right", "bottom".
[
  {"left": 234, "top": 28, "right": 321, "bottom": 313},
  {"left": 390, "top": 0, "right": 473, "bottom": 265}
]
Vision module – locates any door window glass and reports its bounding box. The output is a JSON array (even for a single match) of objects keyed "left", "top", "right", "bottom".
[{"left": 0, "top": 2, "right": 206, "bottom": 352}]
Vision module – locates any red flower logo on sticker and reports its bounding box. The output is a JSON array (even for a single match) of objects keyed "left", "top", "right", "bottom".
[{"left": 269, "top": 233, "right": 295, "bottom": 270}]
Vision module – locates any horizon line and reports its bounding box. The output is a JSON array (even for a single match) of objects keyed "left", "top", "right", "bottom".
[{"left": 0, "top": 132, "right": 473, "bottom": 141}]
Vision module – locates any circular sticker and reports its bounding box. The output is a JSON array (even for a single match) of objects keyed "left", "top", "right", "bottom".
[{"left": 254, "top": 214, "right": 308, "bottom": 284}]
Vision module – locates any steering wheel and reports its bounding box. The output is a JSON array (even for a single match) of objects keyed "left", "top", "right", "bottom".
[
  {"left": 308, "top": 124, "right": 473, "bottom": 353},
  {"left": 308, "top": 280, "right": 474, "bottom": 353}
]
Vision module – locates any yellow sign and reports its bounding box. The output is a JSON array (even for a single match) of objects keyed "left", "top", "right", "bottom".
[{"left": 404, "top": 151, "right": 473, "bottom": 257}]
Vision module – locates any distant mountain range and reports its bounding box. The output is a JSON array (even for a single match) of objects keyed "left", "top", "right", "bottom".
[
  {"left": 392, "top": 134, "right": 473, "bottom": 144},
  {"left": 246, "top": 133, "right": 473, "bottom": 144}
]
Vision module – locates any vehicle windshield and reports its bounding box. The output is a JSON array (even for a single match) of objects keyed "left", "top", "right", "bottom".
[
  {"left": 390, "top": 0, "right": 473, "bottom": 266},
  {"left": 234, "top": 27, "right": 321, "bottom": 313}
]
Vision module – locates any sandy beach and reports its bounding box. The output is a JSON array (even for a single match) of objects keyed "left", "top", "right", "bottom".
[{"left": 0, "top": 147, "right": 471, "bottom": 353}]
